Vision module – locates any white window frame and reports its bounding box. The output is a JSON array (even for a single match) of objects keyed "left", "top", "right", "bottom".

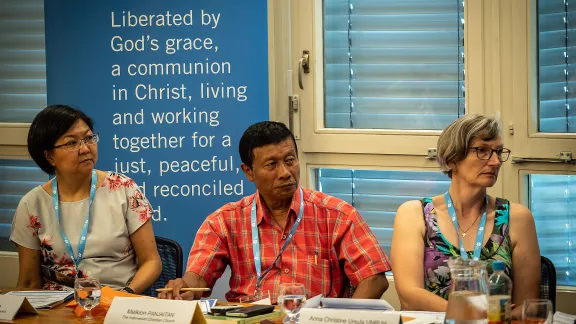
[
  {"left": 291, "top": 0, "right": 489, "bottom": 157},
  {"left": 505, "top": 0, "right": 576, "bottom": 161}
]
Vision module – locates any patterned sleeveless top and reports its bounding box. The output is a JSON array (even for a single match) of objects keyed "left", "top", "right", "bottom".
[{"left": 421, "top": 197, "right": 513, "bottom": 299}]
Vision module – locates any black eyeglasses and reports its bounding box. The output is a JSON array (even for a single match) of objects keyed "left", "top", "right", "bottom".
[
  {"left": 469, "top": 147, "right": 511, "bottom": 162},
  {"left": 53, "top": 133, "right": 99, "bottom": 151}
]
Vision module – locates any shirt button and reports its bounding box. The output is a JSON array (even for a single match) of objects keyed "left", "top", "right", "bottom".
[
  {"left": 282, "top": 235, "right": 287, "bottom": 240},
  {"left": 284, "top": 268, "right": 290, "bottom": 274}
]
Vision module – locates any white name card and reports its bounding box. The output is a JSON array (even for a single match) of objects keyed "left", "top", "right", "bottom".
[
  {"left": 104, "top": 297, "right": 206, "bottom": 324},
  {"left": 0, "top": 295, "right": 39, "bottom": 321},
  {"left": 299, "top": 308, "right": 401, "bottom": 324}
]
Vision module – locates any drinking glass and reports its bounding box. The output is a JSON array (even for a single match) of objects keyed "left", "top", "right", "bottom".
[
  {"left": 277, "top": 283, "right": 306, "bottom": 324},
  {"left": 522, "top": 299, "right": 553, "bottom": 324},
  {"left": 74, "top": 277, "right": 101, "bottom": 322}
]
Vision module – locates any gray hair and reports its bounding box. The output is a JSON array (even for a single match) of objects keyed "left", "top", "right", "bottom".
[{"left": 436, "top": 114, "right": 502, "bottom": 178}]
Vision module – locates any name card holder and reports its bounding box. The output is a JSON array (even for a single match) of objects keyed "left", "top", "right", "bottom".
[
  {"left": 299, "top": 308, "right": 402, "bottom": 324},
  {"left": 104, "top": 297, "right": 206, "bottom": 324},
  {"left": 0, "top": 295, "right": 39, "bottom": 321}
]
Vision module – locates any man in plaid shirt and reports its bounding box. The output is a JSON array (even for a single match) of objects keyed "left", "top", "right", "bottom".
[{"left": 159, "top": 121, "right": 391, "bottom": 302}]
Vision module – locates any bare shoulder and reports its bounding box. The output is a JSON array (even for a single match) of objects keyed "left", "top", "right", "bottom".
[
  {"left": 395, "top": 200, "right": 425, "bottom": 224},
  {"left": 508, "top": 202, "right": 535, "bottom": 227}
]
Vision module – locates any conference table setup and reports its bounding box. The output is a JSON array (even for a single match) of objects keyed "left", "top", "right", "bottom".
[{"left": 0, "top": 286, "right": 424, "bottom": 324}]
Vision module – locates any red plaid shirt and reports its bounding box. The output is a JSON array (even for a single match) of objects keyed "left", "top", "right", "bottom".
[{"left": 186, "top": 186, "right": 391, "bottom": 302}]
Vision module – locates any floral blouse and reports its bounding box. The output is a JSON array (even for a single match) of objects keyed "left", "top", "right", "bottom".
[
  {"left": 10, "top": 172, "right": 153, "bottom": 290},
  {"left": 422, "top": 197, "right": 513, "bottom": 299}
]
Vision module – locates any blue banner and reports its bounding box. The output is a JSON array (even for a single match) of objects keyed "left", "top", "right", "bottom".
[{"left": 44, "top": 0, "right": 269, "bottom": 256}]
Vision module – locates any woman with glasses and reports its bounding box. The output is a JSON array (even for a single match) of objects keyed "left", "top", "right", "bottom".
[
  {"left": 391, "top": 115, "right": 540, "bottom": 316},
  {"left": 10, "top": 105, "right": 161, "bottom": 294}
]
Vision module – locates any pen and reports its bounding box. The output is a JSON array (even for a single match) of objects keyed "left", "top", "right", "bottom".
[{"left": 155, "top": 288, "right": 211, "bottom": 292}]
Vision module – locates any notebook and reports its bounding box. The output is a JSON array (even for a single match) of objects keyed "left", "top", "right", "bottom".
[{"left": 6, "top": 290, "right": 74, "bottom": 309}]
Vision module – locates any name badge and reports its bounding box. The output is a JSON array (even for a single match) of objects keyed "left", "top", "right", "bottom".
[
  {"left": 104, "top": 297, "right": 206, "bottom": 324},
  {"left": 0, "top": 295, "right": 39, "bottom": 321},
  {"left": 299, "top": 308, "right": 401, "bottom": 324}
]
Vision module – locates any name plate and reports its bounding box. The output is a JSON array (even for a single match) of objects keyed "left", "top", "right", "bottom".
[
  {"left": 0, "top": 295, "right": 39, "bottom": 321},
  {"left": 299, "top": 308, "right": 401, "bottom": 324},
  {"left": 104, "top": 297, "right": 206, "bottom": 324}
]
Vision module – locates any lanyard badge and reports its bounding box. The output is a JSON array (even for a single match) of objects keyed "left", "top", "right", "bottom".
[
  {"left": 52, "top": 170, "right": 97, "bottom": 274},
  {"left": 251, "top": 187, "right": 304, "bottom": 294},
  {"left": 444, "top": 191, "right": 489, "bottom": 261}
]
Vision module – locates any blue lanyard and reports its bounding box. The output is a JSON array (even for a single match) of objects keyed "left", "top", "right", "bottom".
[
  {"left": 51, "top": 170, "right": 97, "bottom": 272},
  {"left": 444, "top": 191, "right": 489, "bottom": 261},
  {"left": 251, "top": 187, "right": 304, "bottom": 289}
]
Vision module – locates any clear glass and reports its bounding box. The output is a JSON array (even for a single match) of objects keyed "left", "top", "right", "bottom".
[
  {"left": 74, "top": 277, "right": 102, "bottom": 322},
  {"left": 526, "top": 174, "right": 575, "bottom": 287},
  {"left": 444, "top": 258, "right": 488, "bottom": 324},
  {"left": 522, "top": 299, "right": 553, "bottom": 324},
  {"left": 323, "top": 1, "right": 465, "bottom": 130},
  {"left": 277, "top": 283, "right": 306, "bottom": 324},
  {"left": 536, "top": 1, "right": 576, "bottom": 133}
]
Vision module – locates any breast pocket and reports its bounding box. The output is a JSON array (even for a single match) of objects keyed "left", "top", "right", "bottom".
[{"left": 307, "top": 256, "right": 332, "bottom": 297}]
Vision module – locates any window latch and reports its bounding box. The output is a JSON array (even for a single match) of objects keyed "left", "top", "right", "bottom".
[
  {"left": 511, "top": 151, "right": 574, "bottom": 164},
  {"left": 426, "top": 148, "right": 437, "bottom": 160},
  {"left": 298, "top": 50, "right": 310, "bottom": 90}
]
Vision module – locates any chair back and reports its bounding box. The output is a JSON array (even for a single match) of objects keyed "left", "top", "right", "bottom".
[
  {"left": 144, "top": 236, "right": 183, "bottom": 297},
  {"left": 540, "top": 256, "right": 556, "bottom": 312}
]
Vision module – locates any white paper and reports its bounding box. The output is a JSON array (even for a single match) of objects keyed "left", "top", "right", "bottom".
[
  {"left": 199, "top": 300, "right": 211, "bottom": 315},
  {"left": 104, "top": 297, "right": 206, "bottom": 324},
  {"left": 401, "top": 311, "right": 446, "bottom": 324},
  {"left": 302, "top": 294, "right": 322, "bottom": 308},
  {"left": 554, "top": 311, "right": 576, "bottom": 324},
  {"left": 320, "top": 297, "right": 395, "bottom": 311},
  {"left": 252, "top": 296, "right": 272, "bottom": 305},
  {"left": 6, "top": 290, "right": 73, "bottom": 309},
  {"left": 299, "top": 308, "right": 401, "bottom": 324}
]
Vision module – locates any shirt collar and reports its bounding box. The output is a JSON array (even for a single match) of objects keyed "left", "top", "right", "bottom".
[{"left": 254, "top": 186, "right": 303, "bottom": 225}]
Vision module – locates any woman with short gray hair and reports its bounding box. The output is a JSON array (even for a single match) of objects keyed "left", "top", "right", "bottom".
[{"left": 391, "top": 114, "right": 540, "bottom": 317}]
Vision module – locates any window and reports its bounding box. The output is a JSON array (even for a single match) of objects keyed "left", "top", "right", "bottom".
[
  {"left": 527, "top": 174, "right": 575, "bottom": 286},
  {"left": 323, "top": 0, "right": 465, "bottom": 130},
  {"left": 0, "top": 159, "right": 48, "bottom": 252},
  {"left": 0, "top": 0, "right": 47, "bottom": 252},
  {"left": 0, "top": 0, "right": 46, "bottom": 123},
  {"left": 316, "top": 168, "right": 450, "bottom": 258},
  {"left": 537, "top": 0, "right": 576, "bottom": 133}
]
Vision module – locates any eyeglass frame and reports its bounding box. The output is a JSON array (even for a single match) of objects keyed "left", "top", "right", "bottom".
[
  {"left": 52, "top": 133, "right": 100, "bottom": 151},
  {"left": 468, "top": 146, "right": 511, "bottom": 162}
]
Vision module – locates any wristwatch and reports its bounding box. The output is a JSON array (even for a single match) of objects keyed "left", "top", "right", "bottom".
[{"left": 122, "top": 287, "right": 135, "bottom": 294}]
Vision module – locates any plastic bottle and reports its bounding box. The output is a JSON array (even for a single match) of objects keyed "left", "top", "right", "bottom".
[{"left": 488, "top": 261, "right": 512, "bottom": 324}]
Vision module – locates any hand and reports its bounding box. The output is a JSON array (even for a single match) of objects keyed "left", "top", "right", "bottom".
[{"left": 157, "top": 278, "right": 197, "bottom": 300}]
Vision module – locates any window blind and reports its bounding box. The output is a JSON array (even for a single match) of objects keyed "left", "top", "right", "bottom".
[
  {"left": 316, "top": 168, "right": 450, "bottom": 258},
  {"left": 324, "top": 0, "right": 465, "bottom": 130},
  {"left": 0, "top": 0, "right": 46, "bottom": 123},
  {"left": 528, "top": 174, "right": 575, "bottom": 287},
  {"left": 537, "top": 0, "right": 576, "bottom": 133},
  {"left": 0, "top": 159, "right": 48, "bottom": 252}
]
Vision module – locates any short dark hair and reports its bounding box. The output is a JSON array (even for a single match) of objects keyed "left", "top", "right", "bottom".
[
  {"left": 239, "top": 121, "right": 297, "bottom": 168},
  {"left": 28, "top": 104, "right": 94, "bottom": 175}
]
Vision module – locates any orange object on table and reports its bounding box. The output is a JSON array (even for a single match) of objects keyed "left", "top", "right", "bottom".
[{"left": 65, "top": 286, "right": 139, "bottom": 317}]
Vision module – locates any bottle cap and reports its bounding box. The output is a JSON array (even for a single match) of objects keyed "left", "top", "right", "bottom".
[{"left": 492, "top": 260, "right": 505, "bottom": 271}]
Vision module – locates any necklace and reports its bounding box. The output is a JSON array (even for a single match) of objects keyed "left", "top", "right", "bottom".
[
  {"left": 458, "top": 214, "right": 481, "bottom": 237},
  {"left": 454, "top": 199, "right": 488, "bottom": 238}
]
